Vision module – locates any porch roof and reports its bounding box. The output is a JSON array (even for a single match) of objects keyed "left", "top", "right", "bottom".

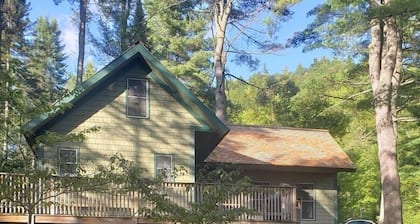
[{"left": 206, "top": 125, "right": 356, "bottom": 171}]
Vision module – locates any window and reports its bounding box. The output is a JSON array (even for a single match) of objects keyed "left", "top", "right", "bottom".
[
  {"left": 155, "top": 154, "right": 173, "bottom": 181},
  {"left": 58, "top": 148, "right": 79, "bottom": 176},
  {"left": 297, "top": 183, "right": 315, "bottom": 220},
  {"left": 127, "top": 78, "right": 149, "bottom": 118}
]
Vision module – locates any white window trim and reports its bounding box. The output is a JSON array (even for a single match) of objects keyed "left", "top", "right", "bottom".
[
  {"left": 126, "top": 78, "right": 149, "bottom": 118},
  {"left": 57, "top": 147, "right": 79, "bottom": 176},
  {"left": 297, "top": 183, "right": 316, "bottom": 221},
  {"left": 155, "top": 154, "right": 174, "bottom": 182}
]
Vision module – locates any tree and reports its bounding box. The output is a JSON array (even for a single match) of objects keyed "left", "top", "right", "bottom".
[
  {"left": 369, "top": 2, "right": 403, "bottom": 223},
  {"left": 27, "top": 17, "right": 68, "bottom": 103},
  {"left": 0, "top": 0, "right": 30, "bottom": 153},
  {"left": 144, "top": 0, "right": 213, "bottom": 104},
  {"left": 287, "top": 0, "right": 420, "bottom": 223},
  {"left": 208, "top": 0, "right": 298, "bottom": 122},
  {"left": 53, "top": 0, "right": 89, "bottom": 85},
  {"left": 91, "top": 0, "right": 146, "bottom": 60},
  {"left": 227, "top": 72, "right": 299, "bottom": 126},
  {"left": 76, "top": 0, "right": 88, "bottom": 84}
]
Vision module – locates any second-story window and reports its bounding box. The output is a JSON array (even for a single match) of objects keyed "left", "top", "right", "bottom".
[{"left": 127, "top": 78, "right": 149, "bottom": 118}]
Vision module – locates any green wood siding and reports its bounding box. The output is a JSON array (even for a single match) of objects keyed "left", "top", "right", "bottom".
[{"left": 42, "top": 63, "right": 200, "bottom": 183}]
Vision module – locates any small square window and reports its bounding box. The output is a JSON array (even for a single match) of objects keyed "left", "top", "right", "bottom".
[
  {"left": 127, "top": 78, "right": 149, "bottom": 118},
  {"left": 155, "top": 154, "right": 173, "bottom": 181},
  {"left": 58, "top": 148, "right": 79, "bottom": 176}
]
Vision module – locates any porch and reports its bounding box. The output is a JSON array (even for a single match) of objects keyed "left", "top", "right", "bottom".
[{"left": 0, "top": 173, "right": 301, "bottom": 223}]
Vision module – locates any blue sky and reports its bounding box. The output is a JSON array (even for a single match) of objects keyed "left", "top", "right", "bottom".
[{"left": 28, "top": 1, "right": 332, "bottom": 78}]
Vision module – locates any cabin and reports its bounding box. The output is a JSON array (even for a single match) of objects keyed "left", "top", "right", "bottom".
[{"left": 0, "top": 44, "right": 355, "bottom": 224}]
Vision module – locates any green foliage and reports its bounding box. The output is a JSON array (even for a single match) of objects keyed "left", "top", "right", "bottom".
[
  {"left": 148, "top": 165, "right": 253, "bottom": 224},
  {"left": 398, "top": 120, "right": 420, "bottom": 224},
  {"left": 0, "top": 0, "right": 31, "bottom": 159},
  {"left": 228, "top": 58, "right": 361, "bottom": 137},
  {"left": 91, "top": 0, "right": 146, "bottom": 60},
  {"left": 83, "top": 61, "right": 97, "bottom": 80},
  {"left": 0, "top": 154, "right": 136, "bottom": 224},
  {"left": 72, "top": 154, "right": 253, "bottom": 224},
  {"left": 337, "top": 108, "right": 380, "bottom": 221},
  {"left": 290, "top": 1, "right": 418, "bottom": 222},
  {"left": 227, "top": 73, "right": 299, "bottom": 126},
  {"left": 226, "top": 55, "right": 418, "bottom": 222},
  {"left": 34, "top": 126, "right": 100, "bottom": 146},
  {"left": 26, "top": 17, "right": 68, "bottom": 108},
  {"left": 145, "top": 0, "right": 213, "bottom": 105}
]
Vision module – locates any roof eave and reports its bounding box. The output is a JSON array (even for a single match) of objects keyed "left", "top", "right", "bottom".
[
  {"left": 25, "top": 44, "right": 228, "bottom": 147},
  {"left": 134, "top": 44, "right": 228, "bottom": 137}
]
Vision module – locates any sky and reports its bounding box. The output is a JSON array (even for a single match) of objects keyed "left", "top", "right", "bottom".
[{"left": 28, "top": 1, "right": 332, "bottom": 78}]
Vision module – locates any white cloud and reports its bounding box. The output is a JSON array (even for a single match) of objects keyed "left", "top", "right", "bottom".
[{"left": 61, "top": 20, "right": 78, "bottom": 58}]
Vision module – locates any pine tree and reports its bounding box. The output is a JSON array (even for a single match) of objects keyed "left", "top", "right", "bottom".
[
  {"left": 54, "top": 0, "right": 89, "bottom": 85},
  {"left": 92, "top": 0, "right": 146, "bottom": 60},
  {"left": 0, "top": 0, "right": 31, "bottom": 153},
  {"left": 27, "top": 17, "right": 68, "bottom": 103},
  {"left": 145, "top": 0, "right": 212, "bottom": 104}
]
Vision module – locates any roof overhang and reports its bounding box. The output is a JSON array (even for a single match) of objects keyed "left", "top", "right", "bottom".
[{"left": 24, "top": 44, "right": 228, "bottom": 151}]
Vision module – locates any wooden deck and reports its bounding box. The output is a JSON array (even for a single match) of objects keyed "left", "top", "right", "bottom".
[
  {"left": 0, "top": 216, "right": 298, "bottom": 224},
  {"left": 0, "top": 173, "right": 300, "bottom": 223},
  {"left": 0, "top": 215, "right": 155, "bottom": 224}
]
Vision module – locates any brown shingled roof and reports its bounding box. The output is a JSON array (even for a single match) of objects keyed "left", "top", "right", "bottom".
[{"left": 206, "top": 125, "right": 355, "bottom": 171}]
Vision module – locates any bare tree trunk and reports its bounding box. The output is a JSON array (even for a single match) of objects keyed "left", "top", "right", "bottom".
[
  {"left": 368, "top": 1, "right": 403, "bottom": 223},
  {"left": 1, "top": 0, "right": 9, "bottom": 153},
  {"left": 76, "top": 0, "right": 88, "bottom": 85},
  {"left": 120, "top": 0, "right": 130, "bottom": 51},
  {"left": 213, "top": 0, "right": 232, "bottom": 123}
]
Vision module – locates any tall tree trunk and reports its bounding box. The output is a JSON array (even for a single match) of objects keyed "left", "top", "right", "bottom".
[
  {"left": 368, "top": 1, "right": 403, "bottom": 223},
  {"left": 1, "top": 0, "right": 9, "bottom": 153},
  {"left": 120, "top": 0, "right": 129, "bottom": 51},
  {"left": 213, "top": 0, "right": 232, "bottom": 123},
  {"left": 0, "top": 0, "right": 4, "bottom": 153},
  {"left": 76, "top": 0, "right": 88, "bottom": 85}
]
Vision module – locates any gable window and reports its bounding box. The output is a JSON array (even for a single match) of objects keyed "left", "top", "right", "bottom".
[
  {"left": 127, "top": 78, "right": 149, "bottom": 118},
  {"left": 297, "top": 183, "right": 315, "bottom": 220},
  {"left": 58, "top": 148, "right": 79, "bottom": 176},
  {"left": 155, "top": 154, "right": 173, "bottom": 181}
]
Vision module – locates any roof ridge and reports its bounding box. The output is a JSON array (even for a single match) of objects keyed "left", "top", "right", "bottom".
[{"left": 227, "top": 124, "right": 330, "bottom": 132}]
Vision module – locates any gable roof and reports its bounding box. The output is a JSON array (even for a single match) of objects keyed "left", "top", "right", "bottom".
[
  {"left": 25, "top": 44, "right": 228, "bottom": 146},
  {"left": 206, "top": 125, "right": 355, "bottom": 172}
]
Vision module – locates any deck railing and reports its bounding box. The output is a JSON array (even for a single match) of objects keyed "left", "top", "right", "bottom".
[{"left": 0, "top": 173, "right": 300, "bottom": 223}]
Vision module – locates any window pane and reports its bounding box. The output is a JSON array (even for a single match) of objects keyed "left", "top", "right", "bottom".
[
  {"left": 297, "top": 184, "right": 315, "bottom": 220},
  {"left": 127, "top": 79, "right": 148, "bottom": 118},
  {"left": 127, "top": 97, "right": 147, "bottom": 117},
  {"left": 156, "top": 155, "right": 173, "bottom": 181},
  {"left": 128, "top": 79, "right": 146, "bottom": 97},
  {"left": 59, "top": 149, "right": 77, "bottom": 164},
  {"left": 301, "top": 201, "right": 314, "bottom": 219},
  {"left": 60, "top": 164, "right": 77, "bottom": 176},
  {"left": 58, "top": 148, "right": 78, "bottom": 176},
  {"left": 156, "top": 156, "right": 171, "bottom": 169},
  {"left": 297, "top": 184, "right": 314, "bottom": 200}
]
